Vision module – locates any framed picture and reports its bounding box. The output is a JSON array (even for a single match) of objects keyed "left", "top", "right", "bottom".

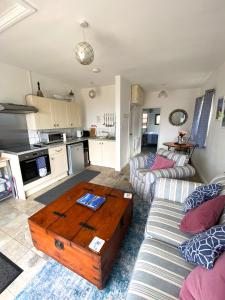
[
  {"left": 155, "top": 114, "right": 160, "bottom": 125},
  {"left": 216, "top": 97, "right": 224, "bottom": 120}
]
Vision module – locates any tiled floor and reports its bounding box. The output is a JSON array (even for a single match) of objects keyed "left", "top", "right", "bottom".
[{"left": 0, "top": 165, "right": 131, "bottom": 299}]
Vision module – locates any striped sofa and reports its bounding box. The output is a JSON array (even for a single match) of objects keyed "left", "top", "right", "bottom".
[
  {"left": 129, "top": 148, "right": 195, "bottom": 203},
  {"left": 127, "top": 175, "right": 225, "bottom": 300}
]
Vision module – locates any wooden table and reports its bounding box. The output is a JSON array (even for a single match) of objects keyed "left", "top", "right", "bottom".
[
  {"left": 28, "top": 182, "right": 133, "bottom": 289},
  {"left": 163, "top": 142, "right": 195, "bottom": 154}
]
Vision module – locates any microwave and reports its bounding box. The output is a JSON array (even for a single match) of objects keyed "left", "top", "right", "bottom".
[{"left": 40, "top": 132, "right": 63, "bottom": 144}]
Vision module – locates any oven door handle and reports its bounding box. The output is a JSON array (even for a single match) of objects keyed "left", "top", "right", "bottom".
[{"left": 24, "top": 159, "right": 37, "bottom": 163}]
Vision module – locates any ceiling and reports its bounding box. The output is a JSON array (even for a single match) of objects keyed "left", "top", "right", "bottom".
[{"left": 0, "top": 0, "right": 225, "bottom": 90}]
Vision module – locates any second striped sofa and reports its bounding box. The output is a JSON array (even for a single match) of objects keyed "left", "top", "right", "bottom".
[{"left": 127, "top": 175, "right": 225, "bottom": 300}]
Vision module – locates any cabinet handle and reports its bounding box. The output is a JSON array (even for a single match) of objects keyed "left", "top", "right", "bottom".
[
  {"left": 55, "top": 148, "right": 63, "bottom": 152},
  {"left": 51, "top": 157, "right": 54, "bottom": 160}
]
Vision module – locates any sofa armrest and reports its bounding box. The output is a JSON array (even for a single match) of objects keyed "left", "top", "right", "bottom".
[
  {"left": 154, "top": 178, "right": 202, "bottom": 203},
  {"left": 144, "top": 164, "right": 196, "bottom": 184},
  {"left": 129, "top": 154, "right": 148, "bottom": 180}
]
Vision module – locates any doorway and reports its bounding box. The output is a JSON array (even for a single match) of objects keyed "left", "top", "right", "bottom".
[{"left": 141, "top": 108, "right": 161, "bottom": 154}]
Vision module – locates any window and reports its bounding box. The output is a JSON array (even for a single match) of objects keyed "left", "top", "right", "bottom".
[
  {"left": 142, "top": 113, "right": 148, "bottom": 129},
  {"left": 155, "top": 114, "right": 160, "bottom": 125}
]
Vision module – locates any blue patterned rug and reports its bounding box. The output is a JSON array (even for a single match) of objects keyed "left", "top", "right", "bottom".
[{"left": 15, "top": 196, "right": 150, "bottom": 300}]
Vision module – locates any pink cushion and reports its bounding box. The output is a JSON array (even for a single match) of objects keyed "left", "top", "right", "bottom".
[
  {"left": 150, "top": 154, "right": 175, "bottom": 170},
  {"left": 180, "top": 252, "right": 225, "bottom": 300},
  {"left": 180, "top": 195, "right": 225, "bottom": 234}
]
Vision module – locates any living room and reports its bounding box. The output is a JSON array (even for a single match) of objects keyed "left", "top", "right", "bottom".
[{"left": 0, "top": 1, "right": 225, "bottom": 299}]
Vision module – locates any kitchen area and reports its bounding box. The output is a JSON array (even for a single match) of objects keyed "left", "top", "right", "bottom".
[{"left": 0, "top": 95, "right": 116, "bottom": 201}]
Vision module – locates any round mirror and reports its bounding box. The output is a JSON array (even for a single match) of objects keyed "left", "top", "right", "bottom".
[{"left": 169, "top": 109, "right": 188, "bottom": 126}]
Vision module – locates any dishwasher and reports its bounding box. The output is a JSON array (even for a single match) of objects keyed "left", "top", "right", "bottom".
[{"left": 67, "top": 143, "right": 85, "bottom": 175}]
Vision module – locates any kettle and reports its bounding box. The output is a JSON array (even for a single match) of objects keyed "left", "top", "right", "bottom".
[{"left": 77, "top": 130, "right": 83, "bottom": 138}]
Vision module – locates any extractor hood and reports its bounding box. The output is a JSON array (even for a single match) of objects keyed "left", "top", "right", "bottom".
[{"left": 0, "top": 103, "right": 38, "bottom": 114}]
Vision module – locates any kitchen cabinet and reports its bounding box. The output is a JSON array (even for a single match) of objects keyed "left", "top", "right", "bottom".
[
  {"left": 88, "top": 140, "right": 115, "bottom": 168},
  {"left": 49, "top": 145, "right": 68, "bottom": 178},
  {"left": 51, "top": 100, "right": 68, "bottom": 128},
  {"left": 26, "top": 95, "right": 82, "bottom": 130},
  {"left": 66, "top": 101, "right": 81, "bottom": 128},
  {"left": 26, "top": 95, "right": 53, "bottom": 129}
]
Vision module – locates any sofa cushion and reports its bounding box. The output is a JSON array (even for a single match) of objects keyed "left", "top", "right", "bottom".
[
  {"left": 151, "top": 154, "right": 175, "bottom": 170},
  {"left": 126, "top": 238, "right": 193, "bottom": 300},
  {"left": 144, "top": 152, "right": 156, "bottom": 168},
  {"left": 157, "top": 148, "right": 189, "bottom": 166},
  {"left": 180, "top": 195, "right": 225, "bottom": 234},
  {"left": 184, "top": 183, "right": 222, "bottom": 213},
  {"left": 146, "top": 198, "right": 193, "bottom": 246},
  {"left": 180, "top": 252, "right": 225, "bottom": 300},
  {"left": 178, "top": 224, "right": 225, "bottom": 269}
]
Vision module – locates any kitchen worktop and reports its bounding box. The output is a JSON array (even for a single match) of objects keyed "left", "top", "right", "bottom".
[{"left": 0, "top": 137, "right": 116, "bottom": 155}]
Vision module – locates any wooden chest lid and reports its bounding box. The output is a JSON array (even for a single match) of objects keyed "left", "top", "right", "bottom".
[{"left": 29, "top": 182, "right": 132, "bottom": 252}]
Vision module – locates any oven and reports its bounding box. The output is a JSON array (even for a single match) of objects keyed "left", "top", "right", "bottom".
[{"left": 19, "top": 149, "right": 51, "bottom": 185}]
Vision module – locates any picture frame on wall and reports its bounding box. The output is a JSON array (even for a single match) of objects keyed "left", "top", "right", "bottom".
[{"left": 216, "top": 97, "right": 224, "bottom": 120}]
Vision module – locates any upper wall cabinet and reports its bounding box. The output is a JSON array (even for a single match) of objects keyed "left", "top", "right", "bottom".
[
  {"left": 26, "top": 95, "right": 82, "bottom": 130},
  {"left": 66, "top": 101, "right": 81, "bottom": 128},
  {"left": 26, "top": 95, "right": 54, "bottom": 129},
  {"left": 131, "top": 84, "right": 144, "bottom": 106}
]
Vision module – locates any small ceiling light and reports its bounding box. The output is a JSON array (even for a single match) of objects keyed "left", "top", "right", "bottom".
[
  {"left": 88, "top": 82, "right": 96, "bottom": 99},
  {"left": 75, "top": 21, "right": 94, "bottom": 65},
  {"left": 92, "top": 67, "right": 101, "bottom": 73},
  {"left": 89, "top": 89, "right": 96, "bottom": 99},
  {"left": 158, "top": 90, "right": 168, "bottom": 98}
]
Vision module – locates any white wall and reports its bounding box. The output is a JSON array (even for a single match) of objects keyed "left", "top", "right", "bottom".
[
  {"left": 30, "top": 72, "right": 74, "bottom": 98},
  {"left": 80, "top": 85, "right": 115, "bottom": 133},
  {"left": 144, "top": 88, "right": 199, "bottom": 148},
  {"left": 0, "top": 61, "right": 77, "bottom": 105},
  {"left": 0, "top": 62, "right": 30, "bottom": 104},
  {"left": 192, "top": 61, "right": 225, "bottom": 182},
  {"left": 115, "top": 76, "right": 131, "bottom": 171}
]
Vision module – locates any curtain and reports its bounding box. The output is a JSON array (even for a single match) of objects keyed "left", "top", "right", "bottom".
[
  {"left": 195, "top": 89, "right": 215, "bottom": 148},
  {"left": 190, "top": 96, "right": 203, "bottom": 142}
]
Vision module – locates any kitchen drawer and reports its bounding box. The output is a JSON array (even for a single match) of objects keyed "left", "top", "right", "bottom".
[{"left": 48, "top": 145, "right": 66, "bottom": 155}]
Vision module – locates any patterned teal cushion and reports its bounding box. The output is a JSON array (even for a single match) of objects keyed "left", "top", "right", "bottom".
[
  {"left": 144, "top": 152, "right": 156, "bottom": 168},
  {"left": 184, "top": 183, "right": 222, "bottom": 213},
  {"left": 178, "top": 224, "right": 225, "bottom": 269}
]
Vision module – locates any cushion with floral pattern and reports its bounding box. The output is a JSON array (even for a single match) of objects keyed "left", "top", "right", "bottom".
[
  {"left": 178, "top": 224, "right": 225, "bottom": 269},
  {"left": 184, "top": 183, "right": 222, "bottom": 213}
]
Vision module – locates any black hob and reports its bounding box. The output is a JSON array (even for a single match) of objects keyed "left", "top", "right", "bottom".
[{"left": 0, "top": 144, "right": 46, "bottom": 154}]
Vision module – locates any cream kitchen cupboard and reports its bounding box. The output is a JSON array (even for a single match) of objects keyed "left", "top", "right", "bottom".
[
  {"left": 66, "top": 101, "right": 81, "bottom": 128},
  {"left": 26, "top": 95, "right": 54, "bottom": 130},
  {"left": 48, "top": 145, "right": 68, "bottom": 178},
  {"left": 51, "top": 100, "right": 68, "bottom": 128},
  {"left": 26, "top": 95, "right": 81, "bottom": 130},
  {"left": 88, "top": 139, "right": 115, "bottom": 168}
]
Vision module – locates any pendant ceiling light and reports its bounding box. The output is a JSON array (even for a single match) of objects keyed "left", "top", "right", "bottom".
[{"left": 75, "top": 21, "right": 94, "bottom": 65}]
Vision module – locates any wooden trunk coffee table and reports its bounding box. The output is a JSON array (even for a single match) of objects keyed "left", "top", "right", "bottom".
[{"left": 28, "top": 182, "right": 133, "bottom": 289}]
